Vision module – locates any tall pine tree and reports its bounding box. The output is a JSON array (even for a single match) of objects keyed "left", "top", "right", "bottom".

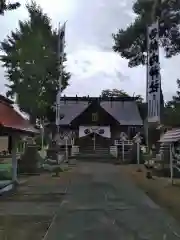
[
  {"left": 0, "top": 0, "right": 20, "bottom": 15},
  {"left": 113, "top": 0, "right": 180, "bottom": 67}
]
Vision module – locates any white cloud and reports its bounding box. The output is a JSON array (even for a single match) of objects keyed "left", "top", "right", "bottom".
[
  {"left": 67, "top": 48, "right": 126, "bottom": 78},
  {"left": 0, "top": 0, "right": 179, "bottom": 102}
]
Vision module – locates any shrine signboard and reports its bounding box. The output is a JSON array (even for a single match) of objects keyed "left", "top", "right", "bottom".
[{"left": 147, "top": 21, "right": 161, "bottom": 123}]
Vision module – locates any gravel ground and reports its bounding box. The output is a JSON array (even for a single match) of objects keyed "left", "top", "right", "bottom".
[
  {"left": 0, "top": 170, "right": 74, "bottom": 239},
  {"left": 44, "top": 162, "right": 180, "bottom": 240}
]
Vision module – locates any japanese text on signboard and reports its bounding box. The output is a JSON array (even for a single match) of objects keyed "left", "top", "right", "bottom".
[{"left": 147, "top": 21, "right": 161, "bottom": 123}]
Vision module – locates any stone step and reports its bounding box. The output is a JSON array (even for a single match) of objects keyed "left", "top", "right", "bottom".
[
  {"left": 80, "top": 149, "right": 109, "bottom": 153},
  {"left": 80, "top": 147, "right": 109, "bottom": 150},
  {"left": 76, "top": 155, "right": 116, "bottom": 163},
  {"left": 77, "top": 153, "right": 115, "bottom": 160},
  {"left": 77, "top": 158, "right": 116, "bottom": 163},
  {"left": 80, "top": 150, "right": 109, "bottom": 153}
]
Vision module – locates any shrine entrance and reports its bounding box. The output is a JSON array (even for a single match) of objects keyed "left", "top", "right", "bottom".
[
  {"left": 77, "top": 126, "right": 111, "bottom": 151},
  {"left": 79, "top": 133, "right": 110, "bottom": 150}
]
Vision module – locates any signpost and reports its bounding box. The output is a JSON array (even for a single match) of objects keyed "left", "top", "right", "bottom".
[
  {"left": 93, "top": 133, "right": 96, "bottom": 151},
  {"left": 134, "top": 133, "right": 142, "bottom": 171},
  {"left": 146, "top": 17, "right": 162, "bottom": 154},
  {"left": 120, "top": 132, "right": 127, "bottom": 162},
  {"left": 64, "top": 135, "right": 68, "bottom": 162},
  {"left": 170, "top": 144, "right": 173, "bottom": 185}
]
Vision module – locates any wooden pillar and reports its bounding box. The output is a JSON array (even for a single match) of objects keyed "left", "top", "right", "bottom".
[
  {"left": 8, "top": 135, "right": 12, "bottom": 154},
  {"left": 12, "top": 135, "right": 18, "bottom": 183}
]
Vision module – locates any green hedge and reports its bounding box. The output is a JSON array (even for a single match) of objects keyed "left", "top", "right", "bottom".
[{"left": 0, "top": 164, "right": 12, "bottom": 180}]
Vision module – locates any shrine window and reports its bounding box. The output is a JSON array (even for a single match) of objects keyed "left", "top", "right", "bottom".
[{"left": 92, "top": 113, "right": 98, "bottom": 122}]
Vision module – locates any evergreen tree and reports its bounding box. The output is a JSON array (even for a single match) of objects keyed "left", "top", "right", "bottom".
[
  {"left": 113, "top": 0, "right": 180, "bottom": 67},
  {"left": 0, "top": 1, "right": 70, "bottom": 123},
  {"left": 0, "top": 0, "right": 20, "bottom": 15}
]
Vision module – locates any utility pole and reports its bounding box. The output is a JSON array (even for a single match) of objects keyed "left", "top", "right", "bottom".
[{"left": 56, "top": 22, "right": 66, "bottom": 134}]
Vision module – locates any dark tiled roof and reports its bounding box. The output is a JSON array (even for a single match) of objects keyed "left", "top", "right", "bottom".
[
  {"left": 59, "top": 98, "right": 143, "bottom": 126},
  {"left": 100, "top": 101, "right": 143, "bottom": 125},
  {"left": 59, "top": 101, "right": 89, "bottom": 125}
]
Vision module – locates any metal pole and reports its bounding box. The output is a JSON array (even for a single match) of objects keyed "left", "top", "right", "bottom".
[
  {"left": 170, "top": 144, "right": 173, "bottom": 185},
  {"left": 41, "top": 119, "right": 44, "bottom": 150},
  {"left": 122, "top": 140, "right": 124, "bottom": 162},
  {"left": 93, "top": 133, "right": 96, "bottom": 151},
  {"left": 65, "top": 139, "right": 68, "bottom": 161},
  {"left": 146, "top": 5, "right": 150, "bottom": 152},
  {"left": 12, "top": 135, "right": 18, "bottom": 183},
  {"left": 57, "top": 23, "right": 62, "bottom": 134},
  {"left": 137, "top": 142, "right": 140, "bottom": 165},
  {"left": 56, "top": 22, "right": 66, "bottom": 134},
  {"left": 146, "top": 47, "right": 149, "bottom": 152},
  {"left": 146, "top": 0, "right": 162, "bottom": 151}
]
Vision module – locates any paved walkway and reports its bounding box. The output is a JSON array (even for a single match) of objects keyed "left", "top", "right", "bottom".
[{"left": 44, "top": 162, "right": 180, "bottom": 240}]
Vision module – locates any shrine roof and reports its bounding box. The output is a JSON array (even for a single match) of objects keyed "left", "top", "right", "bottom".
[
  {"left": 0, "top": 97, "right": 38, "bottom": 134},
  {"left": 59, "top": 96, "right": 143, "bottom": 126},
  {"left": 0, "top": 95, "right": 13, "bottom": 105}
]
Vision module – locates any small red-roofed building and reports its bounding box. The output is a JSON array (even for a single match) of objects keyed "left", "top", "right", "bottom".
[{"left": 0, "top": 95, "right": 39, "bottom": 193}]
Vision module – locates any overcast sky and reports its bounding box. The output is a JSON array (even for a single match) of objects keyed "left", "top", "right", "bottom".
[{"left": 0, "top": 0, "right": 180, "bottom": 101}]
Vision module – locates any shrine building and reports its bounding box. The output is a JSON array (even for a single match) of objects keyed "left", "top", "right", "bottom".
[{"left": 52, "top": 96, "right": 144, "bottom": 150}]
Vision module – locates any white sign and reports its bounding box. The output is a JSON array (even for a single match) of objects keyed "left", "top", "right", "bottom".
[
  {"left": 120, "top": 132, "right": 128, "bottom": 141},
  {"left": 64, "top": 135, "right": 69, "bottom": 140},
  {"left": 147, "top": 21, "right": 161, "bottom": 123},
  {"left": 134, "top": 132, "right": 142, "bottom": 144},
  {"left": 79, "top": 126, "right": 111, "bottom": 138}
]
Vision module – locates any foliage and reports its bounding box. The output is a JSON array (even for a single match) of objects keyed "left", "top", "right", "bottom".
[
  {"left": 0, "top": 0, "right": 20, "bottom": 15},
  {"left": 162, "top": 78, "right": 180, "bottom": 127},
  {"left": 113, "top": 0, "right": 180, "bottom": 67},
  {"left": 101, "top": 89, "right": 129, "bottom": 97},
  {"left": 18, "top": 145, "right": 42, "bottom": 174},
  {"left": 0, "top": 1, "right": 70, "bottom": 123},
  {"left": 101, "top": 88, "right": 144, "bottom": 103},
  {"left": 35, "top": 133, "right": 49, "bottom": 149},
  {"left": 172, "top": 78, "right": 180, "bottom": 103},
  {"left": 0, "top": 164, "right": 12, "bottom": 180}
]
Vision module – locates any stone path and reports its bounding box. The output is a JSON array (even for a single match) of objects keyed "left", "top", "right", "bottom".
[{"left": 44, "top": 162, "right": 180, "bottom": 240}]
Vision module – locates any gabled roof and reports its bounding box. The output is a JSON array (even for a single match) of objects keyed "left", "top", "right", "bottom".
[
  {"left": 159, "top": 128, "right": 180, "bottom": 143},
  {"left": 59, "top": 101, "right": 89, "bottom": 125},
  {"left": 0, "top": 100, "right": 38, "bottom": 134},
  {"left": 0, "top": 94, "right": 13, "bottom": 105},
  {"left": 59, "top": 97, "right": 143, "bottom": 126},
  {"left": 100, "top": 101, "right": 143, "bottom": 125}
]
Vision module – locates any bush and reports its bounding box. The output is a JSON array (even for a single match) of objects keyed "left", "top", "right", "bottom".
[
  {"left": 0, "top": 170, "right": 12, "bottom": 180},
  {"left": 0, "top": 164, "right": 12, "bottom": 180},
  {"left": 18, "top": 145, "right": 44, "bottom": 174}
]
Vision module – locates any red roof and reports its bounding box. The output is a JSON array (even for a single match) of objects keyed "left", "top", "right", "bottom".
[{"left": 0, "top": 101, "right": 38, "bottom": 134}]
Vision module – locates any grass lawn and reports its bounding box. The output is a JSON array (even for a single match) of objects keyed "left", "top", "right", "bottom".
[
  {"left": 0, "top": 171, "right": 74, "bottom": 239},
  {"left": 0, "top": 163, "right": 12, "bottom": 180},
  {"left": 0, "top": 163, "right": 12, "bottom": 170}
]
